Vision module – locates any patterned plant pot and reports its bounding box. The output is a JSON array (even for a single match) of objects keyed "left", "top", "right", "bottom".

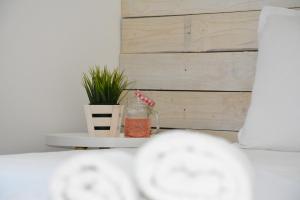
[{"left": 84, "top": 105, "right": 124, "bottom": 137}]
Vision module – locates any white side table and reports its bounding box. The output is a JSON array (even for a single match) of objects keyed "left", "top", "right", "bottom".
[{"left": 46, "top": 133, "right": 150, "bottom": 149}]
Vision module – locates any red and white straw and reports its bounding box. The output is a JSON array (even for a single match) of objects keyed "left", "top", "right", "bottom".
[{"left": 135, "top": 90, "right": 156, "bottom": 107}]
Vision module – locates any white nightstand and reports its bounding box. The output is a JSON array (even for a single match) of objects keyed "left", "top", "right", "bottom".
[{"left": 46, "top": 133, "right": 150, "bottom": 149}]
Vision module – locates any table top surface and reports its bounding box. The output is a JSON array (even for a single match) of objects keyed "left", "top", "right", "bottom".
[{"left": 45, "top": 133, "right": 150, "bottom": 148}]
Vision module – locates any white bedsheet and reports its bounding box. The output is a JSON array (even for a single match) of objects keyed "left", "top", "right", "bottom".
[
  {"left": 0, "top": 148, "right": 299, "bottom": 200},
  {"left": 241, "top": 148, "right": 300, "bottom": 200}
]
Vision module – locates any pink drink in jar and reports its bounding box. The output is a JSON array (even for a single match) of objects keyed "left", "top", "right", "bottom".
[
  {"left": 124, "top": 91, "right": 159, "bottom": 138},
  {"left": 124, "top": 118, "right": 151, "bottom": 137}
]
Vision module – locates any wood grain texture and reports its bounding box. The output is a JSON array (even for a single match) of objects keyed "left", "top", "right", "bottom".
[
  {"left": 124, "top": 91, "right": 251, "bottom": 131},
  {"left": 159, "top": 129, "right": 238, "bottom": 143},
  {"left": 120, "top": 52, "right": 257, "bottom": 91},
  {"left": 121, "top": 11, "right": 258, "bottom": 53},
  {"left": 189, "top": 12, "right": 258, "bottom": 52},
  {"left": 92, "top": 118, "right": 111, "bottom": 126},
  {"left": 84, "top": 105, "right": 123, "bottom": 137},
  {"left": 122, "top": 16, "right": 184, "bottom": 53},
  {"left": 200, "top": 130, "right": 238, "bottom": 143},
  {"left": 122, "top": 0, "right": 300, "bottom": 17}
]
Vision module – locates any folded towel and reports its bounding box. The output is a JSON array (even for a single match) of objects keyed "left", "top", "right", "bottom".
[
  {"left": 135, "top": 130, "right": 253, "bottom": 200},
  {"left": 50, "top": 150, "right": 138, "bottom": 200}
]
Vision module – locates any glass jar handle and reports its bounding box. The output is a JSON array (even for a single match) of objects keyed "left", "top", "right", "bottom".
[{"left": 152, "top": 110, "right": 160, "bottom": 134}]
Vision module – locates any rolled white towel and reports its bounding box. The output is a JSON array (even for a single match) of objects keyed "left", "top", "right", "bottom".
[
  {"left": 50, "top": 150, "right": 138, "bottom": 200},
  {"left": 135, "top": 130, "right": 253, "bottom": 200}
]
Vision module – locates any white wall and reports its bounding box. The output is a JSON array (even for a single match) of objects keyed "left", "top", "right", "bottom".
[{"left": 0, "top": 0, "right": 121, "bottom": 154}]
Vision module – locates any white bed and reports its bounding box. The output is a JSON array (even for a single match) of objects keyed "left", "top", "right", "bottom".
[
  {"left": 0, "top": 147, "right": 299, "bottom": 200},
  {"left": 242, "top": 148, "right": 300, "bottom": 200}
]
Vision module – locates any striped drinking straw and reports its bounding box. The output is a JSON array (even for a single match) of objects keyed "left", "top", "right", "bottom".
[{"left": 134, "top": 90, "right": 156, "bottom": 107}]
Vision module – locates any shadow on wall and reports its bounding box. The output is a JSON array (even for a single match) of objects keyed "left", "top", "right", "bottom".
[{"left": 0, "top": 0, "right": 121, "bottom": 154}]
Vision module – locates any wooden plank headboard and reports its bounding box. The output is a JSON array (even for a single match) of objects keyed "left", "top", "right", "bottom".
[{"left": 120, "top": 0, "right": 300, "bottom": 142}]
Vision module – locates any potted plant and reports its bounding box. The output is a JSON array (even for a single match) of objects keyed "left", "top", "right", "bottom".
[{"left": 82, "top": 66, "right": 129, "bottom": 137}]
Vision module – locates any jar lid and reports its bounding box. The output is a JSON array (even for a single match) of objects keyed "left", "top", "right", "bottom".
[{"left": 134, "top": 90, "right": 155, "bottom": 107}]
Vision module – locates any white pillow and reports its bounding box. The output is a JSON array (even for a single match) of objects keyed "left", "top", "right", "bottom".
[{"left": 238, "top": 7, "right": 300, "bottom": 151}]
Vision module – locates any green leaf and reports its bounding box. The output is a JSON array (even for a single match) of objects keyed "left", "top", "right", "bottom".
[{"left": 82, "top": 66, "right": 130, "bottom": 105}]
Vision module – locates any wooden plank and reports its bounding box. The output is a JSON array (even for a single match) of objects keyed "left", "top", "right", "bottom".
[
  {"left": 200, "top": 130, "right": 238, "bottom": 143},
  {"left": 159, "top": 129, "right": 238, "bottom": 143},
  {"left": 120, "top": 52, "right": 256, "bottom": 91},
  {"left": 88, "top": 105, "right": 113, "bottom": 114},
  {"left": 124, "top": 91, "right": 251, "bottom": 131},
  {"left": 122, "top": 16, "right": 184, "bottom": 53},
  {"left": 189, "top": 12, "right": 258, "bottom": 52},
  {"left": 121, "top": 11, "right": 258, "bottom": 53},
  {"left": 94, "top": 130, "right": 111, "bottom": 137},
  {"left": 92, "top": 118, "right": 111, "bottom": 126},
  {"left": 122, "top": 0, "right": 300, "bottom": 17}
]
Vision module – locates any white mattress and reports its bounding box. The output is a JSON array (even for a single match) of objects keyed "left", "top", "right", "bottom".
[
  {"left": 0, "top": 148, "right": 300, "bottom": 200},
  {"left": 241, "top": 148, "right": 300, "bottom": 200}
]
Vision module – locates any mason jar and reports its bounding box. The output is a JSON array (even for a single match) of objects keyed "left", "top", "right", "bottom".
[{"left": 124, "top": 92, "right": 159, "bottom": 137}]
